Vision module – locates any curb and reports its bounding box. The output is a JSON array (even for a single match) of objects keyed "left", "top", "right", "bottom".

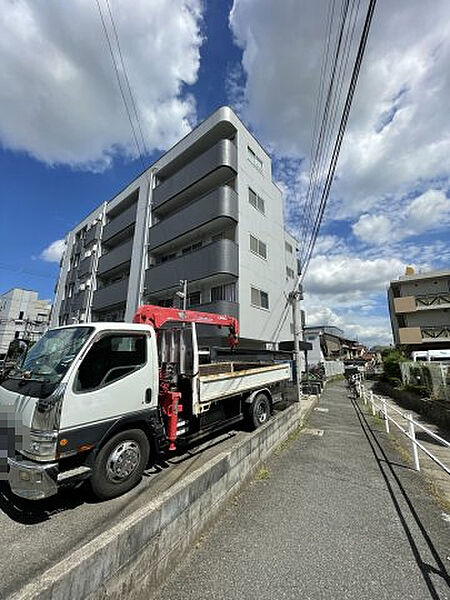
[{"left": 13, "top": 397, "right": 317, "bottom": 600}]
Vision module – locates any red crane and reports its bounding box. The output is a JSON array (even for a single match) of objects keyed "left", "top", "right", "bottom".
[
  {"left": 133, "top": 305, "right": 239, "bottom": 348},
  {"left": 133, "top": 305, "right": 240, "bottom": 450}
]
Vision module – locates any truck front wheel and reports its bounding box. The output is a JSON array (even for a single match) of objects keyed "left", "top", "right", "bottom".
[
  {"left": 90, "top": 429, "right": 150, "bottom": 500},
  {"left": 245, "top": 392, "right": 271, "bottom": 430}
]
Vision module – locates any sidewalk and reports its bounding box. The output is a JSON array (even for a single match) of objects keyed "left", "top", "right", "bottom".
[
  {"left": 154, "top": 381, "right": 450, "bottom": 600},
  {"left": 365, "top": 380, "right": 450, "bottom": 509}
]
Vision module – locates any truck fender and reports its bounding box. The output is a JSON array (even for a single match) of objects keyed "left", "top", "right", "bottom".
[{"left": 244, "top": 388, "right": 272, "bottom": 409}]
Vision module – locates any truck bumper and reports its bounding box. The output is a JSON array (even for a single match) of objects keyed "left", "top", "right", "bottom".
[{"left": 7, "top": 457, "right": 58, "bottom": 500}]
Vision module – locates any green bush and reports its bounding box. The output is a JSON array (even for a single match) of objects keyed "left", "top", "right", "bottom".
[
  {"left": 401, "top": 384, "right": 430, "bottom": 398},
  {"left": 382, "top": 349, "right": 406, "bottom": 384}
]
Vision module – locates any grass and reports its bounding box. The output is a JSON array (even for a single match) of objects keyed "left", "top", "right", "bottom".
[{"left": 255, "top": 464, "right": 271, "bottom": 480}]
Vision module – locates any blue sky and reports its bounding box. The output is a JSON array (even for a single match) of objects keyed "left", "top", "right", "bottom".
[{"left": 0, "top": 0, "right": 449, "bottom": 345}]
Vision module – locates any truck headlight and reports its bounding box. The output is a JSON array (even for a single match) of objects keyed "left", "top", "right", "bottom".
[{"left": 24, "top": 430, "right": 58, "bottom": 461}]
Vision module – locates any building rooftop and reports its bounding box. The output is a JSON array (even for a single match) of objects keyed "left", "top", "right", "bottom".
[{"left": 391, "top": 268, "right": 450, "bottom": 284}]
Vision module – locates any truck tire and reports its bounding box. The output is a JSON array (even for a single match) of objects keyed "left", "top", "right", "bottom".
[
  {"left": 245, "top": 392, "right": 271, "bottom": 430},
  {"left": 90, "top": 429, "right": 150, "bottom": 500}
]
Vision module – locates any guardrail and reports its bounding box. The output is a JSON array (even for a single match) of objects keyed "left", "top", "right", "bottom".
[{"left": 356, "top": 380, "right": 450, "bottom": 476}]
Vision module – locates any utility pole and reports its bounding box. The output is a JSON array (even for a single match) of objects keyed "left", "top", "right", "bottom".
[
  {"left": 177, "top": 279, "right": 188, "bottom": 310},
  {"left": 289, "top": 284, "right": 303, "bottom": 403}
]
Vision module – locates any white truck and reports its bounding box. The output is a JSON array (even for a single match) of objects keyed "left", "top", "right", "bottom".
[{"left": 0, "top": 306, "right": 292, "bottom": 501}]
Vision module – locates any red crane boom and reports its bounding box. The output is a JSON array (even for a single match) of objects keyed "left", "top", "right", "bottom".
[{"left": 133, "top": 305, "right": 239, "bottom": 348}]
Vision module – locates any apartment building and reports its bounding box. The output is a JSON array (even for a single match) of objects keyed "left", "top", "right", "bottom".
[
  {"left": 0, "top": 288, "right": 51, "bottom": 358},
  {"left": 388, "top": 267, "right": 450, "bottom": 349},
  {"left": 52, "top": 106, "right": 299, "bottom": 348}
]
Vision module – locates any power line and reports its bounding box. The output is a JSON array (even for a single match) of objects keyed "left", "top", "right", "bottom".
[
  {"left": 104, "top": 0, "right": 150, "bottom": 160},
  {"left": 95, "top": 0, "right": 147, "bottom": 173},
  {"left": 271, "top": 0, "right": 377, "bottom": 343},
  {"left": 301, "top": 0, "right": 377, "bottom": 279}
]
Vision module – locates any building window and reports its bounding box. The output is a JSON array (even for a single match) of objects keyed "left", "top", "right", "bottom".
[
  {"left": 18, "top": 311, "right": 24, "bottom": 320},
  {"left": 182, "top": 241, "right": 203, "bottom": 255},
  {"left": 285, "top": 241, "right": 293, "bottom": 254},
  {"left": 251, "top": 286, "right": 269, "bottom": 309},
  {"left": 211, "top": 282, "right": 236, "bottom": 303},
  {"left": 290, "top": 323, "right": 294, "bottom": 334},
  {"left": 68, "top": 283, "right": 74, "bottom": 298},
  {"left": 188, "top": 291, "right": 201, "bottom": 307},
  {"left": 158, "top": 298, "right": 173, "bottom": 308},
  {"left": 247, "top": 146, "right": 263, "bottom": 171},
  {"left": 286, "top": 266, "right": 295, "bottom": 279},
  {"left": 248, "top": 188, "right": 265, "bottom": 214},
  {"left": 249, "top": 234, "right": 267, "bottom": 259}
]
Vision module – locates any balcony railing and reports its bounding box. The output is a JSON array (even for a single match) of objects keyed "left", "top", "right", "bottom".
[
  {"left": 149, "top": 186, "right": 238, "bottom": 251},
  {"left": 153, "top": 139, "right": 237, "bottom": 212},
  {"left": 145, "top": 239, "right": 238, "bottom": 294},
  {"left": 92, "top": 277, "right": 129, "bottom": 311},
  {"left": 421, "top": 326, "right": 450, "bottom": 341},
  {"left": 97, "top": 238, "right": 133, "bottom": 275},
  {"left": 416, "top": 293, "right": 450, "bottom": 309},
  {"left": 102, "top": 203, "right": 137, "bottom": 243}
]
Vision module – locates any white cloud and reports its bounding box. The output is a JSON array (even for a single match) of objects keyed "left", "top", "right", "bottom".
[
  {"left": 352, "top": 214, "right": 393, "bottom": 245},
  {"left": 304, "top": 303, "right": 392, "bottom": 347},
  {"left": 304, "top": 254, "right": 405, "bottom": 298},
  {"left": 40, "top": 239, "right": 65, "bottom": 263},
  {"left": 229, "top": 0, "right": 450, "bottom": 219},
  {"left": 352, "top": 189, "right": 450, "bottom": 245},
  {"left": 0, "top": 0, "right": 203, "bottom": 169}
]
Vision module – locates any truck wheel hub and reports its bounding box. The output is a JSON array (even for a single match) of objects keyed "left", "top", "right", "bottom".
[
  {"left": 256, "top": 401, "right": 268, "bottom": 423},
  {"left": 106, "top": 441, "right": 141, "bottom": 482}
]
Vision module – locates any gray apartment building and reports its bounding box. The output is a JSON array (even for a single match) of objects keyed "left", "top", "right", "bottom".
[
  {"left": 388, "top": 267, "right": 450, "bottom": 349},
  {"left": 0, "top": 288, "right": 51, "bottom": 358},
  {"left": 52, "top": 106, "right": 299, "bottom": 348}
]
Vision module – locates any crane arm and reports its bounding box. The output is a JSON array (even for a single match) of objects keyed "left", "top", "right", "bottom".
[{"left": 133, "top": 305, "right": 239, "bottom": 347}]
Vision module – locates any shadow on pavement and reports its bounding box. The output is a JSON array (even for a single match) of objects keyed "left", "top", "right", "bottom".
[{"left": 350, "top": 397, "right": 450, "bottom": 600}]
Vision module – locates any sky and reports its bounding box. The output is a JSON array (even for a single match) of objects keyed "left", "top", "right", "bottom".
[{"left": 0, "top": 0, "right": 449, "bottom": 347}]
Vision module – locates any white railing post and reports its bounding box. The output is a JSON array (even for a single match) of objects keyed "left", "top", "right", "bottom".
[
  {"left": 407, "top": 413, "right": 420, "bottom": 471},
  {"left": 370, "top": 391, "right": 375, "bottom": 415},
  {"left": 382, "top": 398, "right": 389, "bottom": 433}
]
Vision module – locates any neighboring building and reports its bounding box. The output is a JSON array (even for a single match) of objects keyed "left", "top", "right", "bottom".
[
  {"left": 303, "top": 325, "right": 364, "bottom": 365},
  {"left": 388, "top": 267, "right": 450, "bottom": 350},
  {"left": 0, "top": 289, "right": 51, "bottom": 358},
  {"left": 52, "top": 106, "right": 300, "bottom": 348}
]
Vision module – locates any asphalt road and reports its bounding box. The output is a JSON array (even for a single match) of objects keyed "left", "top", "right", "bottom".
[
  {"left": 156, "top": 381, "right": 450, "bottom": 600},
  {"left": 0, "top": 421, "right": 254, "bottom": 599}
]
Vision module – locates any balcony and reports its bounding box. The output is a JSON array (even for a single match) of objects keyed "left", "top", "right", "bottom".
[
  {"left": 145, "top": 239, "right": 238, "bottom": 294},
  {"left": 78, "top": 255, "right": 95, "bottom": 277},
  {"left": 153, "top": 139, "right": 237, "bottom": 213},
  {"left": 193, "top": 301, "right": 239, "bottom": 339},
  {"left": 102, "top": 203, "right": 137, "bottom": 243},
  {"left": 393, "top": 296, "right": 416, "bottom": 313},
  {"left": 97, "top": 239, "right": 133, "bottom": 276},
  {"left": 66, "top": 268, "right": 77, "bottom": 284},
  {"left": 85, "top": 223, "right": 101, "bottom": 246},
  {"left": 92, "top": 277, "right": 129, "bottom": 311},
  {"left": 71, "top": 290, "right": 89, "bottom": 312},
  {"left": 149, "top": 187, "right": 238, "bottom": 252}
]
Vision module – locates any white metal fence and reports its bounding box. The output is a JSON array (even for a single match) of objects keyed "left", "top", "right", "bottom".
[{"left": 356, "top": 380, "right": 450, "bottom": 476}]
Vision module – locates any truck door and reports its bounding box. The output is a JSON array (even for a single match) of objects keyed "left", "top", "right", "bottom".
[{"left": 59, "top": 331, "right": 157, "bottom": 440}]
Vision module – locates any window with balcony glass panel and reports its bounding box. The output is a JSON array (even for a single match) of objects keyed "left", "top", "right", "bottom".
[
  {"left": 211, "top": 282, "right": 236, "bottom": 303},
  {"left": 188, "top": 291, "right": 201, "bottom": 306}
]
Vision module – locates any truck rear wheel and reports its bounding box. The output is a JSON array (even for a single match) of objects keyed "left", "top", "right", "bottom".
[
  {"left": 245, "top": 392, "right": 271, "bottom": 430},
  {"left": 90, "top": 429, "right": 150, "bottom": 500}
]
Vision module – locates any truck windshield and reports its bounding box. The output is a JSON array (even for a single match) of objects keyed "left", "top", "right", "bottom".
[{"left": 8, "top": 327, "right": 93, "bottom": 384}]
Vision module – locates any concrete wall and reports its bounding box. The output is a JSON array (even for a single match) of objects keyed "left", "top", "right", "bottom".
[{"left": 12, "top": 398, "right": 316, "bottom": 600}]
